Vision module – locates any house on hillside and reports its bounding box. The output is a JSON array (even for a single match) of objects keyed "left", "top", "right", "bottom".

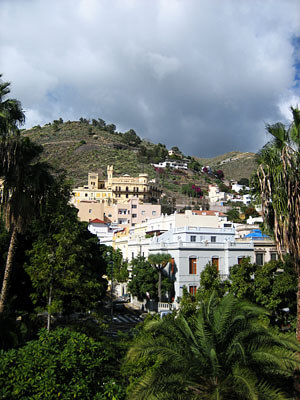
[
  {"left": 71, "top": 165, "right": 161, "bottom": 206},
  {"left": 151, "top": 160, "right": 188, "bottom": 170}
]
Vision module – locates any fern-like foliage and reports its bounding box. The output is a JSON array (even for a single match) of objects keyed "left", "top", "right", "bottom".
[{"left": 126, "top": 293, "right": 300, "bottom": 399}]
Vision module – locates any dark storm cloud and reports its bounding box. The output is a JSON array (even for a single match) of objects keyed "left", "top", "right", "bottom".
[{"left": 1, "top": 0, "right": 299, "bottom": 157}]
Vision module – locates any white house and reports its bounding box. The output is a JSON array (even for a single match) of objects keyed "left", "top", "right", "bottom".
[
  {"left": 148, "top": 226, "right": 254, "bottom": 302},
  {"left": 232, "top": 183, "right": 250, "bottom": 193},
  {"left": 88, "top": 218, "right": 116, "bottom": 244},
  {"left": 152, "top": 160, "right": 188, "bottom": 170}
]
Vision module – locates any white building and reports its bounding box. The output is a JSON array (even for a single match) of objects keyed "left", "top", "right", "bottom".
[
  {"left": 152, "top": 160, "right": 188, "bottom": 170},
  {"left": 232, "top": 183, "right": 250, "bottom": 193},
  {"left": 88, "top": 218, "right": 115, "bottom": 244},
  {"left": 147, "top": 226, "right": 254, "bottom": 302},
  {"left": 208, "top": 185, "right": 228, "bottom": 204},
  {"left": 111, "top": 210, "right": 253, "bottom": 303}
]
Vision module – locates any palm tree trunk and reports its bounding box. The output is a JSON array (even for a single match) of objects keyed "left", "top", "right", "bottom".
[
  {"left": 297, "top": 273, "right": 300, "bottom": 342},
  {"left": 158, "top": 270, "right": 162, "bottom": 303},
  {"left": 0, "top": 226, "right": 18, "bottom": 314}
]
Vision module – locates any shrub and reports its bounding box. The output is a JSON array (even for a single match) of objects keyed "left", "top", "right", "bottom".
[{"left": 0, "top": 328, "right": 126, "bottom": 399}]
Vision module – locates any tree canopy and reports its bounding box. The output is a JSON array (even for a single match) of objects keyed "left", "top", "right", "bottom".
[{"left": 127, "top": 293, "right": 300, "bottom": 399}]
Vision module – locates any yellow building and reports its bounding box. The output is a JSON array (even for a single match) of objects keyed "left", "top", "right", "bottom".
[{"left": 71, "top": 165, "right": 161, "bottom": 206}]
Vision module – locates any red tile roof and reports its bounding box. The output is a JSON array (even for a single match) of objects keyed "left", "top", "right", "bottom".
[
  {"left": 90, "top": 218, "right": 106, "bottom": 224},
  {"left": 192, "top": 210, "right": 226, "bottom": 217}
]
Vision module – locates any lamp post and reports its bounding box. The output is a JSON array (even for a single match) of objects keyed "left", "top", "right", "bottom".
[
  {"left": 106, "top": 251, "right": 114, "bottom": 323},
  {"left": 110, "top": 259, "right": 114, "bottom": 322}
]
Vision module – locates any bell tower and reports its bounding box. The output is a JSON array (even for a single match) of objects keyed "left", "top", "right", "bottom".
[{"left": 107, "top": 165, "right": 113, "bottom": 188}]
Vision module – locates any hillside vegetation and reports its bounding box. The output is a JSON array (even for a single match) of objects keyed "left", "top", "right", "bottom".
[
  {"left": 23, "top": 119, "right": 258, "bottom": 207},
  {"left": 197, "top": 151, "right": 257, "bottom": 182}
]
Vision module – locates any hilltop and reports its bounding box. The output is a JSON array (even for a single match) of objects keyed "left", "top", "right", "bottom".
[{"left": 23, "top": 119, "right": 258, "bottom": 208}]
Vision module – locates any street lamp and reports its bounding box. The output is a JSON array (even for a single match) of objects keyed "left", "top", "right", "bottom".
[
  {"left": 110, "top": 259, "right": 114, "bottom": 322},
  {"left": 107, "top": 251, "right": 114, "bottom": 322}
]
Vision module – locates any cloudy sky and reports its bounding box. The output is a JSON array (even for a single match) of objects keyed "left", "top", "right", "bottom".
[{"left": 1, "top": 0, "right": 299, "bottom": 157}]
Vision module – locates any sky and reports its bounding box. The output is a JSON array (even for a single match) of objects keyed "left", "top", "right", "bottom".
[{"left": 1, "top": 0, "right": 300, "bottom": 157}]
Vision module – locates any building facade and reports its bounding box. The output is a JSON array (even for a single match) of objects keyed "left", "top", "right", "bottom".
[{"left": 71, "top": 166, "right": 161, "bottom": 206}]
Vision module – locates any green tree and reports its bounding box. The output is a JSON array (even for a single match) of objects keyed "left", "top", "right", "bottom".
[
  {"left": 238, "top": 177, "right": 250, "bottom": 186},
  {"left": 198, "top": 262, "right": 228, "bottom": 301},
  {"left": 128, "top": 256, "right": 172, "bottom": 302},
  {"left": 106, "top": 123, "right": 116, "bottom": 134},
  {"left": 148, "top": 253, "right": 172, "bottom": 302},
  {"left": 0, "top": 138, "right": 53, "bottom": 314},
  {"left": 101, "top": 246, "right": 129, "bottom": 283},
  {"left": 123, "top": 129, "right": 141, "bottom": 146},
  {"left": 0, "top": 75, "right": 25, "bottom": 136},
  {"left": 254, "top": 107, "right": 300, "bottom": 339},
  {"left": 229, "top": 257, "right": 297, "bottom": 328},
  {"left": 0, "top": 77, "right": 54, "bottom": 314},
  {"left": 25, "top": 180, "right": 107, "bottom": 330},
  {"left": 0, "top": 328, "right": 126, "bottom": 399},
  {"left": 127, "top": 293, "right": 300, "bottom": 399},
  {"left": 226, "top": 207, "right": 241, "bottom": 222}
]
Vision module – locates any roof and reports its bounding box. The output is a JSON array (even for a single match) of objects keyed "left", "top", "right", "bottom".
[
  {"left": 192, "top": 210, "right": 226, "bottom": 217},
  {"left": 89, "top": 218, "right": 106, "bottom": 224},
  {"left": 245, "top": 229, "right": 269, "bottom": 238}
]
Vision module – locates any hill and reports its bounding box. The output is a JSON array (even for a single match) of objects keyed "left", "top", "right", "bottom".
[
  {"left": 23, "top": 120, "right": 258, "bottom": 209},
  {"left": 196, "top": 151, "right": 257, "bottom": 182}
]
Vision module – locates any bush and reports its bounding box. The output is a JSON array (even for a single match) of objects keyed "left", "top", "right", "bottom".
[{"left": 0, "top": 328, "right": 126, "bottom": 399}]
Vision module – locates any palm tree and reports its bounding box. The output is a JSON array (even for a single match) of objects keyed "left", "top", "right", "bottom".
[
  {"left": 255, "top": 107, "right": 300, "bottom": 339},
  {"left": 0, "top": 137, "right": 53, "bottom": 314},
  {"left": 127, "top": 294, "right": 300, "bottom": 399},
  {"left": 0, "top": 76, "right": 53, "bottom": 314},
  {"left": 0, "top": 75, "right": 25, "bottom": 136},
  {"left": 148, "top": 253, "right": 171, "bottom": 302}
]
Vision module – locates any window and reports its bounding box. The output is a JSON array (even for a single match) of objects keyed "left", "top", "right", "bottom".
[
  {"left": 132, "top": 214, "right": 137, "bottom": 218},
  {"left": 238, "top": 256, "right": 244, "bottom": 265},
  {"left": 108, "top": 214, "right": 112, "bottom": 218},
  {"left": 224, "top": 223, "right": 232, "bottom": 227},
  {"left": 141, "top": 210, "right": 145, "bottom": 215},
  {"left": 152, "top": 211, "right": 156, "bottom": 216},
  {"left": 132, "top": 252, "right": 134, "bottom": 259},
  {"left": 211, "top": 236, "right": 216, "bottom": 243},
  {"left": 189, "top": 286, "right": 197, "bottom": 295},
  {"left": 190, "top": 235, "right": 196, "bottom": 242},
  {"left": 212, "top": 257, "right": 219, "bottom": 271},
  {"left": 126, "top": 194, "right": 129, "bottom": 198},
  {"left": 271, "top": 253, "right": 277, "bottom": 261},
  {"left": 85, "top": 193, "right": 88, "bottom": 197},
  {"left": 189, "top": 258, "right": 197, "bottom": 274},
  {"left": 89, "top": 209, "right": 92, "bottom": 213},
  {"left": 132, "top": 204, "right": 137, "bottom": 209},
  {"left": 256, "top": 253, "right": 264, "bottom": 266},
  {"left": 126, "top": 186, "right": 129, "bottom": 191}
]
